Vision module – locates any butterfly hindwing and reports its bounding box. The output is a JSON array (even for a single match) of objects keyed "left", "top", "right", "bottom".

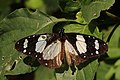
[
  {"left": 37, "top": 40, "right": 64, "bottom": 68},
  {"left": 65, "top": 33, "right": 108, "bottom": 65}
]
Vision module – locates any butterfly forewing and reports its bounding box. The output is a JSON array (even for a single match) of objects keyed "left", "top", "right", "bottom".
[
  {"left": 16, "top": 34, "right": 47, "bottom": 55},
  {"left": 65, "top": 33, "right": 108, "bottom": 65}
]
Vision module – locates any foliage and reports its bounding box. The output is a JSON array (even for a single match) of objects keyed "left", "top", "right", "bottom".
[{"left": 0, "top": 0, "right": 120, "bottom": 80}]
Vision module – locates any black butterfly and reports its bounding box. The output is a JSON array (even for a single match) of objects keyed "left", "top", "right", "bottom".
[{"left": 15, "top": 28, "right": 108, "bottom": 68}]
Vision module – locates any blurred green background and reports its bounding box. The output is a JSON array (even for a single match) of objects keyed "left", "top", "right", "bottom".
[{"left": 0, "top": 0, "right": 120, "bottom": 80}]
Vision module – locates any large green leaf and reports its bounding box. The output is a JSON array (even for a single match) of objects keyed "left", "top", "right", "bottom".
[
  {"left": 81, "top": 0, "right": 115, "bottom": 23},
  {"left": 0, "top": 8, "right": 59, "bottom": 76}
]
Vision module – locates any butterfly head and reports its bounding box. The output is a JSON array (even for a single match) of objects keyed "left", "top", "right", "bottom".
[{"left": 59, "top": 28, "right": 65, "bottom": 40}]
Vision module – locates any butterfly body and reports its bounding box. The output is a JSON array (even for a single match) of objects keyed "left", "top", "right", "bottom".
[{"left": 15, "top": 29, "right": 108, "bottom": 68}]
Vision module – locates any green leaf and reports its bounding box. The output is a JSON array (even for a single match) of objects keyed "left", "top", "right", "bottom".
[
  {"left": 0, "top": 7, "right": 10, "bottom": 21},
  {"left": 108, "top": 48, "right": 120, "bottom": 58},
  {"left": 35, "top": 66, "right": 56, "bottom": 80},
  {"left": 0, "top": 0, "right": 12, "bottom": 21},
  {"left": 5, "top": 57, "right": 37, "bottom": 75},
  {"left": 115, "top": 59, "right": 120, "bottom": 80},
  {"left": 105, "top": 67, "right": 115, "bottom": 80},
  {"left": 0, "top": 7, "right": 104, "bottom": 80},
  {"left": 76, "top": 12, "right": 87, "bottom": 24},
  {"left": 64, "top": 23, "right": 87, "bottom": 33},
  {"left": 0, "top": 8, "right": 74, "bottom": 77},
  {"left": 59, "top": 0, "right": 115, "bottom": 23},
  {"left": 63, "top": 0, "right": 80, "bottom": 12},
  {"left": 96, "top": 61, "right": 112, "bottom": 80},
  {"left": 108, "top": 26, "right": 120, "bottom": 58},
  {"left": 98, "top": 59, "right": 120, "bottom": 80},
  {"left": 25, "top": 0, "right": 60, "bottom": 14},
  {"left": 64, "top": 22, "right": 102, "bottom": 38},
  {"left": 0, "top": 8, "right": 58, "bottom": 76},
  {"left": 25, "top": 0, "right": 44, "bottom": 9},
  {"left": 81, "top": 0, "right": 115, "bottom": 23},
  {"left": 56, "top": 67, "right": 77, "bottom": 80},
  {"left": 42, "top": 0, "right": 59, "bottom": 14},
  {"left": 76, "top": 60, "right": 98, "bottom": 80},
  {"left": 0, "top": 0, "right": 12, "bottom": 10},
  {"left": 0, "top": 75, "right": 7, "bottom": 80},
  {"left": 55, "top": 61, "right": 98, "bottom": 80},
  {"left": 115, "top": 59, "right": 120, "bottom": 66},
  {"left": 102, "top": 25, "right": 115, "bottom": 42},
  {"left": 115, "top": 66, "right": 120, "bottom": 80}
]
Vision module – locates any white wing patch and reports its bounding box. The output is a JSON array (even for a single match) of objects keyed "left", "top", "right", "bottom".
[
  {"left": 94, "top": 40, "right": 99, "bottom": 50},
  {"left": 35, "top": 35, "right": 47, "bottom": 53},
  {"left": 23, "top": 39, "right": 28, "bottom": 48},
  {"left": 76, "top": 35, "right": 85, "bottom": 42},
  {"left": 65, "top": 40, "right": 78, "bottom": 55},
  {"left": 76, "top": 35, "right": 87, "bottom": 54},
  {"left": 23, "top": 49, "right": 26, "bottom": 53},
  {"left": 96, "top": 51, "right": 99, "bottom": 54},
  {"left": 38, "top": 35, "right": 47, "bottom": 40},
  {"left": 43, "top": 40, "right": 61, "bottom": 60}
]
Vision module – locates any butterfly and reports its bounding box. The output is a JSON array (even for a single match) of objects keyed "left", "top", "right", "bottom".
[{"left": 15, "top": 28, "right": 108, "bottom": 68}]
